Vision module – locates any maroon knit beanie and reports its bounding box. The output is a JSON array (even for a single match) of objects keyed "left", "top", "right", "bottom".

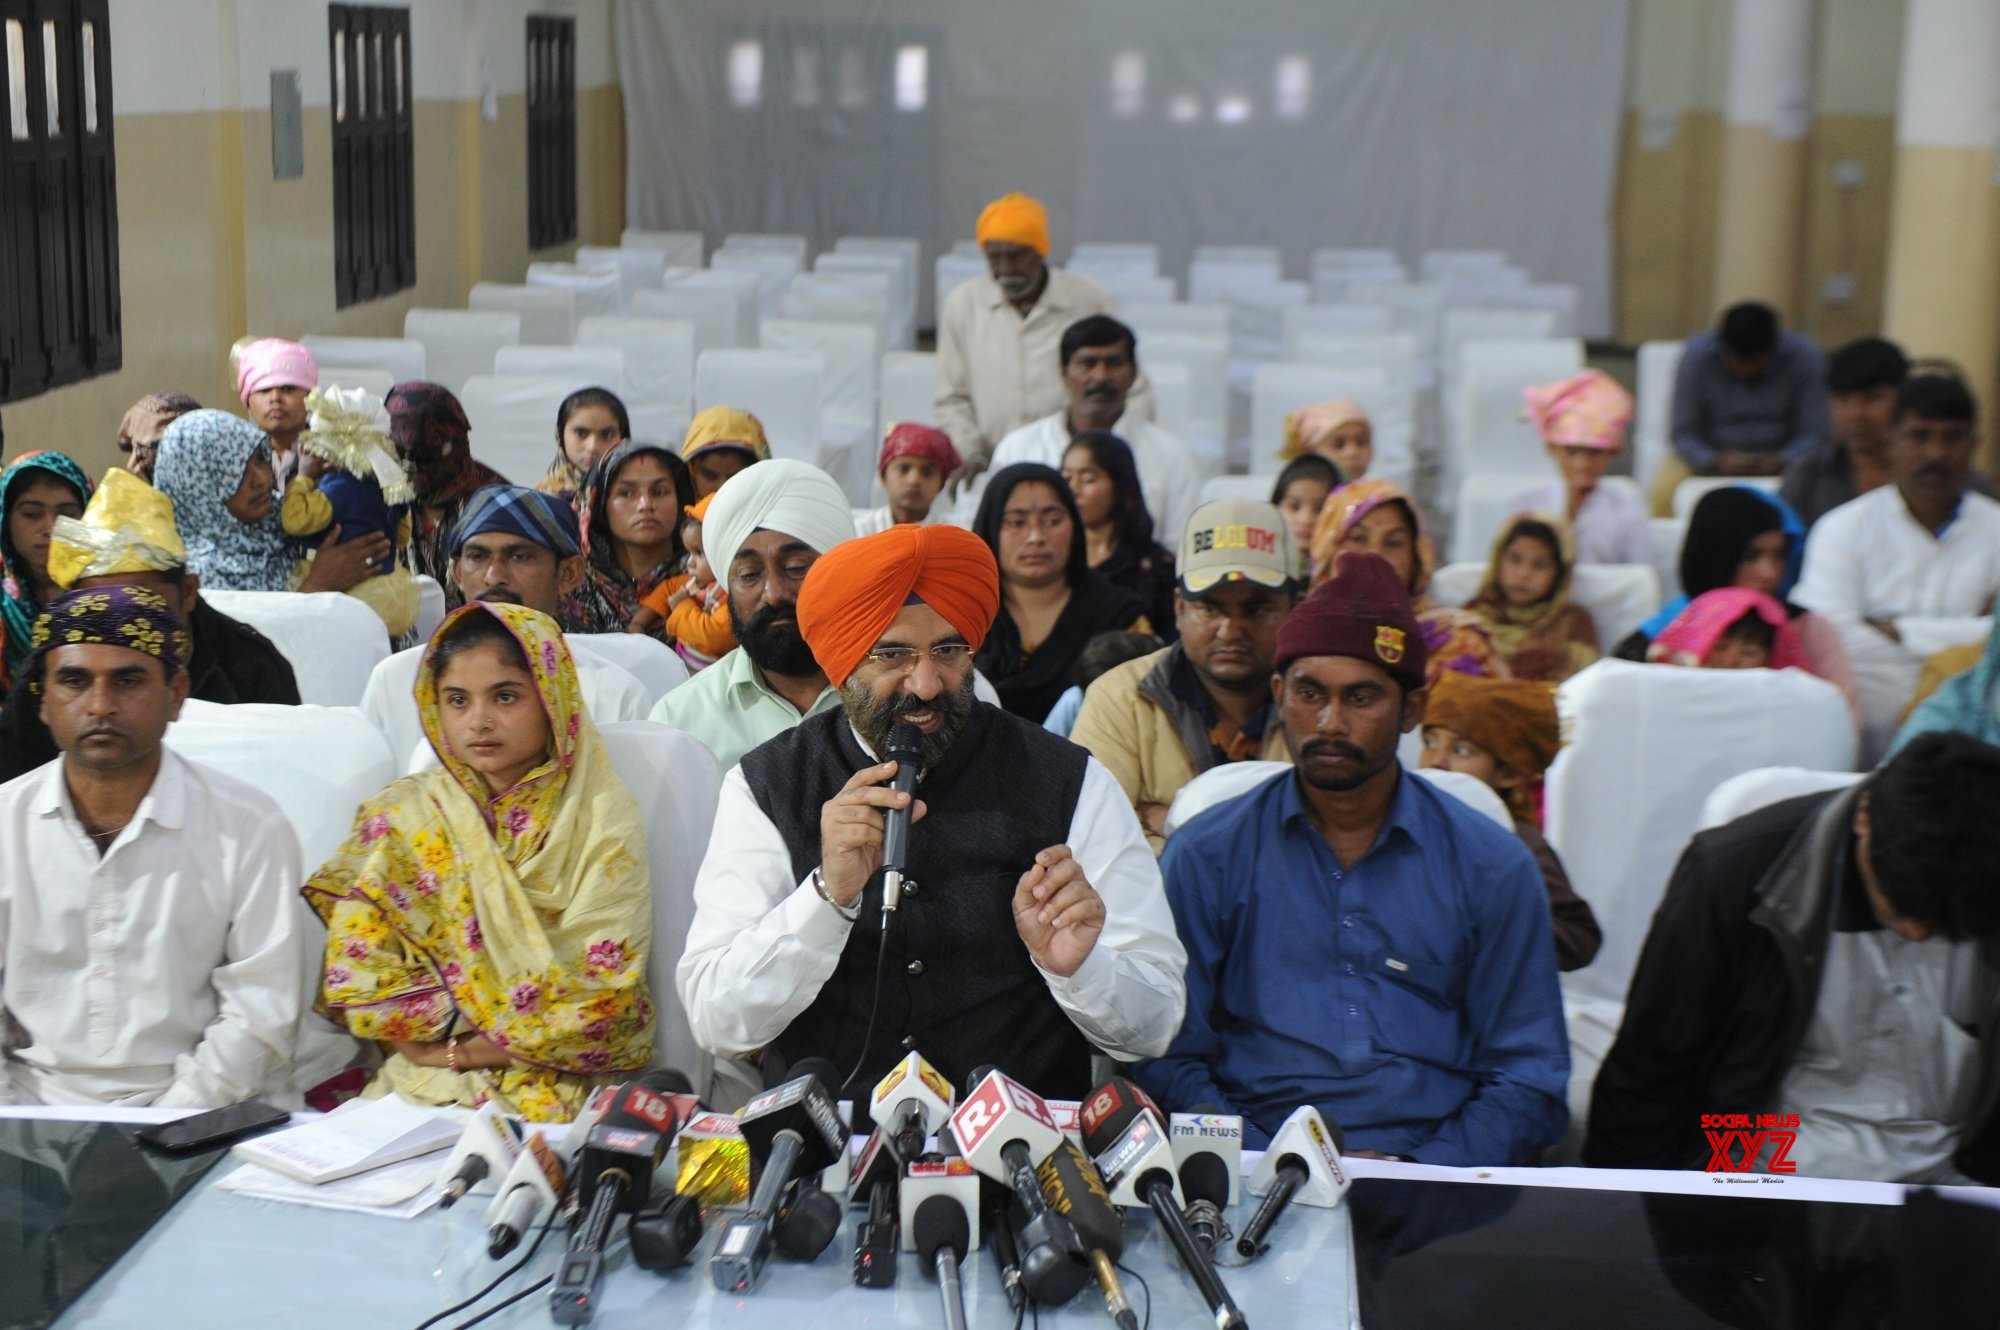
[{"left": 1273, "top": 551, "right": 1428, "bottom": 688}]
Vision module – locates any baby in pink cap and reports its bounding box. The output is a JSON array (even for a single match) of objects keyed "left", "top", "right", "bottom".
[
  {"left": 234, "top": 337, "right": 319, "bottom": 488},
  {"left": 1505, "top": 369, "right": 1649, "bottom": 566}
]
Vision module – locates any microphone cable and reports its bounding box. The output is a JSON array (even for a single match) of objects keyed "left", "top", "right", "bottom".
[
  {"left": 1116, "top": 1260, "right": 1153, "bottom": 1330},
  {"left": 838, "top": 901, "right": 895, "bottom": 1098},
  {"left": 410, "top": 1212, "right": 560, "bottom": 1330}
]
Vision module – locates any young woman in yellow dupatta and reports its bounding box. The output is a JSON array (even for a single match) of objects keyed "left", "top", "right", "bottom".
[{"left": 304, "top": 602, "right": 654, "bottom": 1120}]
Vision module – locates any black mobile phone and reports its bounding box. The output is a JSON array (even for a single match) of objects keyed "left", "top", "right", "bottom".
[{"left": 135, "top": 1099, "right": 291, "bottom": 1154}]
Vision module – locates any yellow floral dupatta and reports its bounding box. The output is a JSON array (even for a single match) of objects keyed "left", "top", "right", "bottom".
[{"left": 303, "top": 602, "right": 654, "bottom": 1120}]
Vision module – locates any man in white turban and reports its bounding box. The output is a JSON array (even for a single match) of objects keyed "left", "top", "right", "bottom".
[{"left": 648, "top": 459, "right": 860, "bottom": 771}]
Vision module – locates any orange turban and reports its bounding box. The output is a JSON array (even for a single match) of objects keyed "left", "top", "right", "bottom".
[
  {"left": 975, "top": 193, "right": 1050, "bottom": 257},
  {"left": 797, "top": 525, "right": 1001, "bottom": 687}
]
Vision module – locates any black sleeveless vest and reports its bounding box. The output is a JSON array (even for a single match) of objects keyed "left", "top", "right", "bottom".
[{"left": 738, "top": 704, "right": 1094, "bottom": 1098}]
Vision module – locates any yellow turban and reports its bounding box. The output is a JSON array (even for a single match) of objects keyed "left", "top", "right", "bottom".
[
  {"left": 797, "top": 525, "right": 1001, "bottom": 687},
  {"left": 681, "top": 405, "right": 771, "bottom": 462},
  {"left": 975, "top": 193, "right": 1050, "bottom": 257},
  {"left": 47, "top": 468, "right": 187, "bottom": 589}
]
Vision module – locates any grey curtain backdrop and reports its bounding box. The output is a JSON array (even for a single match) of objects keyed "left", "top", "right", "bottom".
[{"left": 617, "top": 0, "right": 1632, "bottom": 338}]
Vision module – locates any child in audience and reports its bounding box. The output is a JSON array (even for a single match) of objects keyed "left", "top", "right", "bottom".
[
  {"left": 1270, "top": 454, "right": 1344, "bottom": 565},
  {"left": 1278, "top": 398, "right": 1372, "bottom": 478},
  {"left": 1463, "top": 513, "right": 1599, "bottom": 683},
  {"left": 1042, "top": 629, "right": 1163, "bottom": 739},
  {"left": 280, "top": 385, "right": 419, "bottom": 638},
  {"left": 1418, "top": 672, "right": 1600, "bottom": 971},
  {"left": 631, "top": 493, "right": 734, "bottom": 670},
  {"left": 854, "top": 422, "right": 961, "bottom": 535},
  {"left": 1646, "top": 587, "right": 1804, "bottom": 671},
  {"left": 536, "top": 387, "right": 630, "bottom": 508},
  {"left": 1508, "top": 369, "right": 1649, "bottom": 565}
]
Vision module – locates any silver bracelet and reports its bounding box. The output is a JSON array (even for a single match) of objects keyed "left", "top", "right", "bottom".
[{"left": 811, "top": 867, "right": 862, "bottom": 921}]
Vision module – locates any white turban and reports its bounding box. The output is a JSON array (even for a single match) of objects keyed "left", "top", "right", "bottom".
[{"left": 703, "top": 458, "right": 858, "bottom": 574}]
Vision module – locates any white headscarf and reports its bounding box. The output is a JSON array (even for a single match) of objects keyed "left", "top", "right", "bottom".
[{"left": 703, "top": 458, "right": 857, "bottom": 572}]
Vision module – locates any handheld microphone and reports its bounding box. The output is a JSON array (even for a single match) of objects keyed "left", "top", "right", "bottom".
[
  {"left": 1236, "top": 1106, "right": 1350, "bottom": 1261},
  {"left": 914, "top": 1194, "right": 972, "bottom": 1330},
  {"left": 1079, "top": 1078, "right": 1247, "bottom": 1330},
  {"left": 879, "top": 721, "right": 924, "bottom": 915},
  {"left": 1036, "top": 1141, "right": 1140, "bottom": 1330},
  {"left": 947, "top": 1067, "right": 1092, "bottom": 1306},
  {"left": 434, "top": 1101, "right": 523, "bottom": 1208},
  {"left": 709, "top": 1066, "right": 847, "bottom": 1292}
]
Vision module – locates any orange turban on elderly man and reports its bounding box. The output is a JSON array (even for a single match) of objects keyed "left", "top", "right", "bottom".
[{"left": 797, "top": 524, "right": 1001, "bottom": 687}]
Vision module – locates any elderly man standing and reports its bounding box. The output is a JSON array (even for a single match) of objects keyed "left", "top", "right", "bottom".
[
  {"left": 964, "top": 314, "right": 1199, "bottom": 538},
  {"left": 359, "top": 484, "right": 650, "bottom": 770},
  {"left": 1073, "top": 499, "right": 1301, "bottom": 850},
  {"left": 1137, "top": 553, "right": 1568, "bottom": 1158},
  {"left": 649, "top": 459, "right": 859, "bottom": 771},
  {"left": 678, "top": 523, "right": 1185, "bottom": 1097},
  {"left": 236, "top": 338, "right": 319, "bottom": 488},
  {"left": 0, "top": 586, "right": 304, "bottom": 1106},
  {"left": 936, "top": 193, "right": 1150, "bottom": 497}
]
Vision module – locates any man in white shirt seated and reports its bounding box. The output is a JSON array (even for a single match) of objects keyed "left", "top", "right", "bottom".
[
  {"left": 1792, "top": 375, "right": 2000, "bottom": 758},
  {"left": 678, "top": 523, "right": 1186, "bottom": 1099},
  {"left": 959, "top": 315, "right": 1198, "bottom": 541},
  {"left": 360, "top": 484, "right": 651, "bottom": 769},
  {"left": 0, "top": 585, "right": 303, "bottom": 1107}
]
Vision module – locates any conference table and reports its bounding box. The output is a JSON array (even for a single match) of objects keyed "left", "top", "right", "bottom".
[{"left": 9, "top": 1107, "right": 1995, "bottom": 1330}]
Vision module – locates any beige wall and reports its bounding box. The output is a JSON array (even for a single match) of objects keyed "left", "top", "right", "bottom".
[{"left": 5, "top": 0, "right": 622, "bottom": 477}]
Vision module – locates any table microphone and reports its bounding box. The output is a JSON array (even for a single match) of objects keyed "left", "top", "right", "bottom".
[
  {"left": 879, "top": 721, "right": 923, "bottom": 916},
  {"left": 1179, "top": 1152, "right": 1233, "bottom": 1259},
  {"left": 1236, "top": 1105, "right": 1350, "bottom": 1261},
  {"left": 1079, "top": 1077, "right": 1247, "bottom": 1330},
  {"left": 434, "top": 1101, "right": 523, "bottom": 1208},
  {"left": 709, "top": 1064, "right": 846, "bottom": 1292},
  {"left": 549, "top": 1078, "right": 686, "bottom": 1325},
  {"left": 981, "top": 1180, "right": 1027, "bottom": 1313},
  {"left": 1035, "top": 1141, "right": 1140, "bottom": 1330},
  {"left": 947, "top": 1066, "right": 1093, "bottom": 1306},
  {"left": 914, "top": 1194, "right": 972, "bottom": 1330}
]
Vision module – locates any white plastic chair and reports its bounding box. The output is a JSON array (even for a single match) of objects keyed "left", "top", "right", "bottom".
[
  {"left": 660, "top": 267, "right": 760, "bottom": 346},
  {"left": 1138, "top": 331, "right": 1229, "bottom": 466},
  {"left": 1197, "top": 474, "right": 1280, "bottom": 506},
  {"left": 567, "top": 633, "right": 691, "bottom": 710},
  {"left": 1428, "top": 557, "right": 1661, "bottom": 655},
  {"left": 1697, "top": 767, "right": 1866, "bottom": 832},
  {"left": 880, "top": 350, "right": 938, "bottom": 437},
  {"left": 1148, "top": 362, "right": 1195, "bottom": 463},
  {"left": 1187, "top": 259, "right": 1286, "bottom": 309},
  {"left": 315, "top": 368, "right": 395, "bottom": 401},
  {"left": 402, "top": 309, "right": 521, "bottom": 395},
  {"left": 712, "top": 246, "right": 802, "bottom": 319},
  {"left": 621, "top": 228, "right": 705, "bottom": 270},
  {"left": 1123, "top": 301, "right": 1231, "bottom": 340},
  {"left": 1160, "top": 759, "right": 1512, "bottom": 839},
  {"left": 412, "top": 574, "right": 446, "bottom": 642},
  {"left": 1220, "top": 278, "right": 1310, "bottom": 365},
  {"left": 493, "top": 345, "right": 626, "bottom": 395},
  {"left": 1071, "top": 242, "right": 1162, "bottom": 271},
  {"left": 1085, "top": 271, "right": 1177, "bottom": 309},
  {"left": 301, "top": 335, "right": 427, "bottom": 387},
  {"left": 1440, "top": 308, "right": 1561, "bottom": 394},
  {"left": 1672, "top": 474, "right": 1781, "bottom": 520},
  {"left": 1633, "top": 341, "right": 1685, "bottom": 498},
  {"left": 526, "top": 262, "right": 622, "bottom": 321},
  {"left": 1488, "top": 283, "right": 1580, "bottom": 337},
  {"left": 1419, "top": 249, "right": 1510, "bottom": 283},
  {"left": 721, "top": 232, "right": 809, "bottom": 263},
  {"left": 457, "top": 375, "right": 574, "bottom": 485},
  {"left": 1344, "top": 282, "right": 1448, "bottom": 365},
  {"left": 1311, "top": 264, "right": 1408, "bottom": 305},
  {"left": 1648, "top": 517, "right": 1685, "bottom": 600},
  {"left": 1193, "top": 244, "right": 1283, "bottom": 272},
  {"left": 632, "top": 287, "right": 739, "bottom": 355},
  {"left": 594, "top": 721, "right": 737, "bottom": 1095},
  {"left": 468, "top": 282, "right": 576, "bottom": 346},
  {"left": 835, "top": 236, "right": 923, "bottom": 340},
  {"left": 198, "top": 591, "right": 392, "bottom": 708},
  {"left": 815, "top": 253, "right": 913, "bottom": 350},
  {"left": 1288, "top": 330, "right": 1420, "bottom": 469},
  {"left": 783, "top": 271, "right": 895, "bottom": 351},
  {"left": 1281, "top": 304, "right": 1394, "bottom": 355},
  {"left": 575, "top": 245, "right": 667, "bottom": 308},
  {"left": 695, "top": 349, "right": 822, "bottom": 465},
  {"left": 1447, "top": 472, "right": 1558, "bottom": 564},
  {"left": 933, "top": 253, "right": 988, "bottom": 330},
  {"left": 761, "top": 319, "right": 881, "bottom": 501},
  {"left": 578, "top": 315, "right": 696, "bottom": 447},
  {"left": 1451, "top": 337, "right": 1586, "bottom": 477}
]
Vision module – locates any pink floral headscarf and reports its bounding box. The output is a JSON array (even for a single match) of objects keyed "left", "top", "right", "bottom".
[
  {"left": 1647, "top": 588, "right": 1805, "bottom": 670},
  {"left": 1523, "top": 369, "right": 1633, "bottom": 451}
]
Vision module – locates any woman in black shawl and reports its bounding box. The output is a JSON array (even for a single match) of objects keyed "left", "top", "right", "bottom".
[
  {"left": 1061, "top": 430, "right": 1178, "bottom": 641},
  {"left": 972, "top": 462, "right": 1152, "bottom": 722},
  {"left": 570, "top": 440, "right": 692, "bottom": 638}
]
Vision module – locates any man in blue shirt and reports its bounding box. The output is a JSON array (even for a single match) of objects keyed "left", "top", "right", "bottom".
[{"left": 1138, "top": 552, "right": 1569, "bottom": 1162}]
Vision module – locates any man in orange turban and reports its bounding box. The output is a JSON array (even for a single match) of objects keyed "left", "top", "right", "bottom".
[{"left": 679, "top": 525, "right": 1188, "bottom": 1102}]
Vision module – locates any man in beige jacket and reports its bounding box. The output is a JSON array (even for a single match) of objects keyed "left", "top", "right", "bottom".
[{"left": 1072, "top": 499, "right": 1302, "bottom": 851}]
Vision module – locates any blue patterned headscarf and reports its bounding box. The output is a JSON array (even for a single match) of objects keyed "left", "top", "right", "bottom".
[
  {"left": 2, "top": 450, "right": 95, "bottom": 683},
  {"left": 450, "top": 484, "right": 582, "bottom": 558},
  {"left": 152, "top": 409, "right": 294, "bottom": 592}
]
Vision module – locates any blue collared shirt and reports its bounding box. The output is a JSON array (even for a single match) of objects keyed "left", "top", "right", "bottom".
[
  {"left": 1138, "top": 768, "right": 1569, "bottom": 1163},
  {"left": 1671, "top": 329, "right": 1832, "bottom": 471}
]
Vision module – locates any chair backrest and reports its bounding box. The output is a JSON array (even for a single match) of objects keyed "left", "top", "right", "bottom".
[
  {"left": 1452, "top": 337, "right": 1586, "bottom": 476},
  {"left": 1219, "top": 278, "right": 1310, "bottom": 364},
  {"left": 1488, "top": 282, "right": 1580, "bottom": 337},
  {"left": 1648, "top": 516, "right": 1685, "bottom": 600},
  {"left": 1193, "top": 243, "right": 1282, "bottom": 270},
  {"left": 575, "top": 245, "right": 668, "bottom": 308},
  {"left": 316, "top": 367, "right": 396, "bottom": 401},
  {"left": 198, "top": 590, "right": 392, "bottom": 708},
  {"left": 1198, "top": 473, "right": 1281, "bottom": 507},
  {"left": 457, "top": 374, "right": 574, "bottom": 484},
  {"left": 1162, "top": 761, "right": 1289, "bottom": 837},
  {"left": 577, "top": 315, "right": 697, "bottom": 447},
  {"left": 567, "top": 633, "right": 691, "bottom": 710},
  {"left": 594, "top": 721, "right": 726, "bottom": 1083},
  {"left": 632, "top": 286, "right": 740, "bottom": 355},
  {"left": 621, "top": 228, "right": 705, "bottom": 270},
  {"left": 468, "top": 281, "right": 576, "bottom": 346},
  {"left": 1123, "top": 301, "right": 1231, "bottom": 340},
  {"left": 1138, "top": 330, "right": 1229, "bottom": 448},
  {"left": 933, "top": 253, "right": 988, "bottom": 329},
  {"left": 1343, "top": 281, "right": 1447, "bottom": 362},
  {"left": 1187, "top": 259, "right": 1284, "bottom": 309},
  {"left": 493, "top": 345, "right": 626, "bottom": 396},
  {"left": 1571, "top": 559, "right": 1663, "bottom": 653},
  {"left": 301, "top": 335, "right": 427, "bottom": 385},
  {"left": 1546, "top": 658, "right": 1859, "bottom": 1008},
  {"left": 662, "top": 267, "right": 760, "bottom": 345},
  {"left": 783, "top": 271, "right": 894, "bottom": 350},
  {"left": 834, "top": 235, "right": 923, "bottom": 334},
  {"left": 1448, "top": 471, "right": 1549, "bottom": 564},
  {"left": 1439, "top": 307, "right": 1561, "bottom": 389},
  {"left": 526, "top": 262, "right": 622, "bottom": 320},
  {"left": 1311, "top": 264, "right": 1408, "bottom": 304},
  {"left": 761, "top": 318, "right": 879, "bottom": 433},
  {"left": 1419, "top": 249, "right": 1510, "bottom": 283},
  {"left": 1410, "top": 767, "right": 1514, "bottom": 829},
  {"left": 712, "top": 246, "right": 803, "bottom": 318},
  {"left": 879, "top": 350, "right": 938, "bottom": 436},
  {"left": 1070, "top": 241, "right": 1162, "bottom": 271},
  {"left": 1672, "top": 474, "right": 1781, "bottom": 520},
  {"left": 815, "top": 252, "right": 913, "bottom": 350},
  {"left": 401, "top": 309, "right": 521, "bottom": 395},
  {"left": 721, "top": 232, "right": 809, "bottom": 262},
  {"left": 1311, "top": 247, "right": 1401, "bottom": 276},
  {"left": 1698, "top": 767, "right": 1865, "bottom": 832},
  {"left": 1248, "top": 362, "right": 1390, "bottom": 478},
  {"left": 1287, "top": 330, "right": 1419, "bottom": 473},
  {"left": 412, "top": 574, "right": 446, "bottom": 643},
  {"left": 1147, "top": 361, "right": 1193, "bottom": 446},
  {"left": 1633, "top": 340, "right": 1685, "bottom": 496},
  {"left": 1282, "top": 304, "right": 1394, "bottom": 354},
  {"left": 1086, "top": 270, "right": 1178, "bottom": 309},
  {"left": 695, "top": 349, "right": 822, "bottom": 464}
]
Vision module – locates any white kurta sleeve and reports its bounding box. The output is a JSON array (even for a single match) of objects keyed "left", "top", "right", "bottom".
[
  {"left": 677, "top": 767, "right": 857, "bottom": 1058},
  {"left": 1033, "top": 758, "right": 1188, "bottom": 1059}
]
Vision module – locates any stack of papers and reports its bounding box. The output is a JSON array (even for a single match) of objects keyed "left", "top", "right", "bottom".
[{"left": 219, "top": 1097, "right": 466, "bottom": 1218}]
